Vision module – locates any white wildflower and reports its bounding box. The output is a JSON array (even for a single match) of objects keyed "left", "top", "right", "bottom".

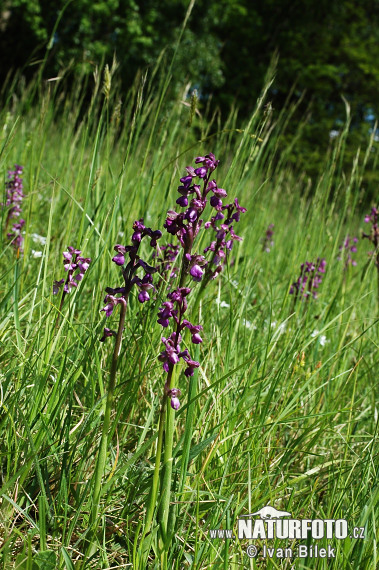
[
  {"left": 31, "top": 250, "right": 43, "bottom": 258},
  {"left": 30, "top": 233, "right": 47, "bottom": 245},
  {"left": 311, "top": 330, "right": 328, "bottom": 346},
  {"left": 271, "top": 321, "right": 287, "bottom": 333},
  {"left": 216, "top": 299, "right": 230, "bottom": 309}
]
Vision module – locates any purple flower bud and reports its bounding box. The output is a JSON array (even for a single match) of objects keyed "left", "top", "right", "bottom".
[
  {"left": 185, "top": 165, "right": 196, "bottom": 176},
  {"left": 213, "top": 187, "right": 227, "bottom": 197},
  {"left": 112, "top": 253, "right": 125, "bottom": 265},
  {"left": 167, "top": 387, "right": 181, "bottom": 410},
  {"left": 67, "top": 246, "right": 82, "bottom": 255},
  {"left": 210, "top": 195, "right": 222, "bottom": 209},
  {"left": 133, "top": 219, "right": 146, "bottom": 231},
  {"left": 176, "top": 195, "right": 188, "bottom": 207},
  {"left": 64, "top": 278, "right": 78, "bottom": 293},
  {"left": 234, "top": 197, "right": 247, "bottom": 213},
  {"left": 180, "top": 175, "right": 193, "bottom": 187},
  {"left": 168, "top": 287, "right": 191, "bottom": 303},
  {"left": 171, "top": 397, "right": 180, "bottom": 410},
  {"left": 101, "top": 295, "right": 117, "bottom": 317},
  {"left": 190, "top": 264, "right": 204, "bottom": 282},
  {"left": 185, "top": 207, "right": 198, "bottom": 222},
  {"left": 78, "top": 258, "right": 91, "bottom": 272},
  {"left": 191, "top": 333, "right": 203, "bottom": 344},
  {"left": 132, "top": 231, "right": 142, "bottom": 243},
  {"left": 63, "top": 261, "right": 77, "bottom": 272},
  {"left": 100, "top": 327, "right": 116, "bottom": 342},
  {"left": 138, "top": 290, "right": 150, "bottom": 302},
  {"left": 149, "top": 230, "right": 162, "bottom": 247},
  {"left": 194, "top": 167, "right": 207, "bottom": 178},
  {"left": 184, "top": 360, "right": 200, "bottom": 377},
  {"left": 53, "top": 279, "right": 65, "bottom": 295}
]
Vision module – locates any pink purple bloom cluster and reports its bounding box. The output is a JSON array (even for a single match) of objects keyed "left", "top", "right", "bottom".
[
  {"left": 100, "top": 219, "right": 162, "bottom": 341},
  {"left": 53, "top": 247, "right": 91, "bottom": 295},
  {"left": 158, "top": 154, "right": 246, "bottom": 409},
  {"left": 165, "top": 153, "right": 246, "bottom": 284},
  {"left": 4, "top": 165, "right": 25, "bottom": 252},
  {"left": 363, "top": 207, "right": 379, "bottom": 265},
  {"left": 157, "top": 287, "right": 202, "bottom": 409},
  {"left": 290, "top": 258, "right": 326, "bottom": 300},
  {"left": 202, "top": 198, "right": 246, "bottom": 281},
  {"left": 153, "top": 243, "right": 180, "bottom": 283},
  {"left": 261, "top": 223, "right": 275, "bottom": 252},
  {"left": 164, "top": 154, "right": 220, "bottom": 250},
  {"left": 338, "top": 236, "right": 358, "bottom": 268}
]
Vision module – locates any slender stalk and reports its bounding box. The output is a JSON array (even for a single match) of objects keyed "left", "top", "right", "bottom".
[
  {"left": 143, "top": 377, "right": 170, "bottom": 535},
  {"left": 157, "top": 367, "right": 176, "bottom": 544},
  {"left": 178, "top": 345, "right": 199, "bottom": 495},
  {"left": 55, "top": 289, "right": 68, "bottom": 330},
  {"left": 87, "top": 298, "right": 127, "bottom": 558}
]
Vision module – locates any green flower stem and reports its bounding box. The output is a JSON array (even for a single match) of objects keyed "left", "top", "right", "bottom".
[
  {"left": 143, "top": 213, "right": 205, "bottom": 556},
  {"left": 87, "top": 298, "right": 127, "bottom": 558},
  {"left": 178, "top": 293, "right": 202, "bottom": 495},
  {"left": 157, "top": 366, "right": 176, "bottom": 544},
  {"left": 143, "top": 383, "right": 169, "bottom": 536},
  {"left": 178, "top": 344, "right": 199, "bottom": 495}
]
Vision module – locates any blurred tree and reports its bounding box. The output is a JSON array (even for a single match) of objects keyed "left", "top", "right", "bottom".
[
  {"left": 0, "top": 0, "right": 378, "bottom": 187},
  {"left": 209, "top": 0, "right": 379, "bottom": 176}
]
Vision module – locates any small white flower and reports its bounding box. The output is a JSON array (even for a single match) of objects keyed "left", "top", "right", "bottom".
[
  {"left": 271, "top": 321, "right": 287, "bottom": 333},
  {"left": 118, "top": 231, "right": 125, "bottom": 237},
  {"left": 311, "top": 330, "right": 328, "bottom": 346},
  {"left": 244, "top": 320, "right": 257, "bottom": 330},
  {"left": 30, "top": 233, "right": 47, "bottom": 245},
  {"left": 31, "top": 250, "right": 43, "bottom": 258},
  {"left": 216, "top": 299, "right": 230, "bottom": 308}
]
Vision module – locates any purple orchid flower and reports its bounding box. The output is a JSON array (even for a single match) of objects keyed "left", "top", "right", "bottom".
[
  {"left": 100, "top": 219, "right": 162, "bottom": 340},
  {"left": 53, "top": 247, "right": 91, "bottom": 296},
  {"left": 290, "top": 258, "right": 326, "bottom": 300},
  {"left": 3, "top": 165, "right": 25, "bottom": 253}
]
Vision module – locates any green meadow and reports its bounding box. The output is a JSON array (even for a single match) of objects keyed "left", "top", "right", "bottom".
[{"left": 0, "top": 62, "right": 378, "bottom": 569}]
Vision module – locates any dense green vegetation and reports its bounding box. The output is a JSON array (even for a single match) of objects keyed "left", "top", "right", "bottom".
[
  {"left": 1, "top": 0, "right": 379, "bottom": 187},
  {"left": 0, "top": 56, "right": 378, "bottom": 568}
]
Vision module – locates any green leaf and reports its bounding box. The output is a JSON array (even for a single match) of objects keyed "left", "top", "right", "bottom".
[
  {"left": 32, "top": 551, "right": 56, "bottom": 570},
  {"left": 188, "top": 432, "right": 218, "bottom": 462},
  {"left": 61, "top": 547, "right": 75, "bottom": 570}
]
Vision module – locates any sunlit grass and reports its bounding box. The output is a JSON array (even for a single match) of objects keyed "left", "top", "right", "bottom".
[{"left": 0, "top": 61, "right": 378, "bottom": 569}]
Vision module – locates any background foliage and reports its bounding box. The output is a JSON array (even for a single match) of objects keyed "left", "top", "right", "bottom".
[{"left": 1, "top": 0, "right": 378, "bottom": 187}]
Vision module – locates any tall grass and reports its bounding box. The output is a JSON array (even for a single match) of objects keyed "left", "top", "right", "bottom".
[{"left": 0, "top": 59, "right": 378, "bottom": 569}]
